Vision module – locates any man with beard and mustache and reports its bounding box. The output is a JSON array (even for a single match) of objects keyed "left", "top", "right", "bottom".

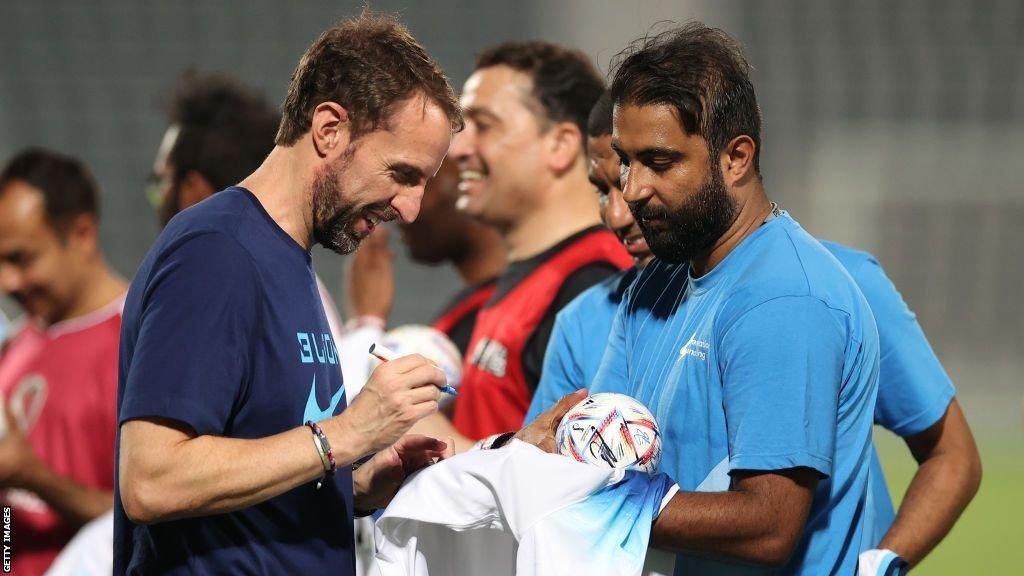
[
  {"left": 518, "top": 23, "right": 878, "bottom": 574},
  {"left": 115, "top": 14, "right": 463, "bottom": 575},
  {"left": 601, "top": 23, "right": 879, "bottom": 574},
  {"left": 413, "top": 42, "right": 632, "bottom": 451},
  {"left": 0, "top": 149, "right": 126, "bottom": 576},
  {"left": 526, "top": 89, "right": 980, "bottom": 575}
]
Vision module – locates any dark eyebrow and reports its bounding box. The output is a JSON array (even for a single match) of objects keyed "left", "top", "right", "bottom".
[
  {"left": 390, "top": 162, "right": 426, "bottom": 185},
  {"left": 636, "top": 147, "right": 683, "bottom": 162},
  {"left": 610, "top": 141, "right": 683, "bottom": 163},
  {"left": 588, "top": 174, "right": 609, "bottom": 193}
]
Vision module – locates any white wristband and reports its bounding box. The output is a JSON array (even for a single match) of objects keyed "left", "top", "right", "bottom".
[{"left": 858, "top": 548, "right": 907, "bottom": 576}]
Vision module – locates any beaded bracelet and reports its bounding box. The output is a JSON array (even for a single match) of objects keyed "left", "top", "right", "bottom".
[{"left": 305, "top": 420, "right": 337, "bottom": 489}]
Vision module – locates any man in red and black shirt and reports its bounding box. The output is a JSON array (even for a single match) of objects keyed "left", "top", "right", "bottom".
[{"left": 417, "top": 42, "right": 630, "bottom": 449}]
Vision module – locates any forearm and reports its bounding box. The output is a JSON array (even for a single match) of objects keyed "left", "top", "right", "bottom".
[
  {"left": 20, "top": 459, "right": 112, "bottom": 527},
  {"left": 880, "top": 457, "right": 973, "bottom": 565},
  {"left": 881, "top": 400, "right": 982, "bottom": 566},
  {"left": 120, "top": 416, "right": 364, "bottom": 523},
  {"left": 651, "top": 489, "right": 807, "bottom": 567},
  {"left": 408, "top": 412, "right": 475, "bottom": 453}
]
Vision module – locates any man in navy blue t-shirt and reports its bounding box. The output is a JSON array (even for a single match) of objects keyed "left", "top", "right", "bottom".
[{"left": 115, "top": 14, "right": 464, "bottom": 575}]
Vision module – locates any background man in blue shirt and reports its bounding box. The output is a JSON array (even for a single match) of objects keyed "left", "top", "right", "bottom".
[
  {"left": 115, "top": 14, "right": 464, "bottom": 574},
  {"left": 529, "top": 85, "right": 981, "bottom": 572}
]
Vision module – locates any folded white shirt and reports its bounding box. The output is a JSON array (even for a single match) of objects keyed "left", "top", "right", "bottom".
[{"left": 374, "top": 440, "right": 676, "bottom": 576}]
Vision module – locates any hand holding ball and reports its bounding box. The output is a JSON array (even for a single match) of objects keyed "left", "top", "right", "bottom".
[{"left": 555, "top": 393, "right": 662, "bottom": 474}]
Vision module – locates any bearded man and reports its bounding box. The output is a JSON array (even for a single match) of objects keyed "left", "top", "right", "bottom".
[{"left": 114, "top": 14, "right": 462, "bottom": 575}]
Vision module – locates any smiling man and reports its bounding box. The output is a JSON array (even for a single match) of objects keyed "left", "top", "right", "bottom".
[
  {"left": 115, "top": 14, "right": 463, "bottom": 575},
  {"left": 0, "top": 149, "right": 126, "bottom": 576},
  {"left": 438, "top": 42, "right": 631, "bottom": 446}
]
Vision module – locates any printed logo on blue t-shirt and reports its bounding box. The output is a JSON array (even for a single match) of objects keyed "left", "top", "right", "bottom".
[
  {"left": 303, "top": 374, "right": 346, "bottom": 423},
  {"left": 297, "top": 331, "right": 338, "bottom": 364},
  {"left": 679, "top": 332, "right": 711, "bottom": 361},
  {"left": 298, "top": 332, "right": 345, "bottom": 423}
]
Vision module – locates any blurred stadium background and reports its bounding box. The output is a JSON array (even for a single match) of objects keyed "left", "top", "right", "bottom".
[{"left": 1, "top": 1, "right": 1020, "bottom": 572}]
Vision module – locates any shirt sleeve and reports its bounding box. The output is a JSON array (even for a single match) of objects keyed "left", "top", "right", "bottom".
[
  {"left": 524, "top": 311, "right": 585, "bottom": 425},
  {"left": 521, "top": 262, "right": 620, "bottom": 392},
  {"left": 719, "top": 296, "right": 847, "bottom": 477},
  {"left": 120, "top": 232, "right": 261, "bottom": 435},
  {"left": 849, "top": 256, "right": 955, "bottom": 436}
]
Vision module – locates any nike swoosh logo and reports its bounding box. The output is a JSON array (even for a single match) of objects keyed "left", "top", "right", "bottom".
[{"left": 303, "top": 374, "right": 346, "bottom": 423}]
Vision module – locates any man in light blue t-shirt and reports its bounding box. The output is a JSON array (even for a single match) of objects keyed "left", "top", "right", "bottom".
[
  {"left": 521, "top": 24, "right": 878, "bottom": 574},
  {"left": 527, "top": 83, "right": 981, "bottom": 572}
]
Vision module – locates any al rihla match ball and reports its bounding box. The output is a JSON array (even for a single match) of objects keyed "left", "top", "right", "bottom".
[
  {"left": 379, "top": 325, "right": 463, "bottom": 405},
  {"left": 556, "top": 393, "right": 662, "bottom": 474}
]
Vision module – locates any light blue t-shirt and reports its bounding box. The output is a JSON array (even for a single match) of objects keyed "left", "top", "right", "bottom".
[
  {"left": 528, "top": 238, "right": 957, "bottom": 558},
  {"left": 822, "top": 241, "right": 955, "bottom": 435},
  {"left": 592, "top": 213, "right": 879, "bottom": 574}
]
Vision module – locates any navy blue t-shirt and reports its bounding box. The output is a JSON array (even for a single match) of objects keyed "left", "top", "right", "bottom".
[{"left": 115, "top": 188, "right": 354, "bottom": 575}]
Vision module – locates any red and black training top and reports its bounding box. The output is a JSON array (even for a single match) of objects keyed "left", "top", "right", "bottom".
[{"left": 452, "top": 225, "right": 632, "bottom": 440}]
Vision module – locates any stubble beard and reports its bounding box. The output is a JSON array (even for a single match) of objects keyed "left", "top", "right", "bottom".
[
  {"left": 311, "top": 158, "right": 361, "bottom": 255},
  {"left": 310, "top": 149, "right": 400, "bottom": 255}
]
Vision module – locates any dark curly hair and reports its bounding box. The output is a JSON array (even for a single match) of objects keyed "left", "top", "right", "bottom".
[
  {"left": 610, "top": 22, "right": 762, "bottom": 175},
  {"left": 0, "top": 147, "right": 99, "bottom": 235},
  {"left": 475, "top": 41, "right": 604, "bottom": 138},
  {"left": 276, "top": 12, "right": 462, "bottom": 146},
  {"left": 166, "top": 71, "right": 279, "bottom": 192}
]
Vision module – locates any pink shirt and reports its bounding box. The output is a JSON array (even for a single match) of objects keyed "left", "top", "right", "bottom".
[{"left": 0, "top": 296, "right": 123, "bottom": 576}]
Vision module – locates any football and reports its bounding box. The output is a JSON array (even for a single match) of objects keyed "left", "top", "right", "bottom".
[
  {"left": 555, "top": 393, "right": 662, "bottom": 474},
  {"left": 378, "top": 325, "right": 463, "bottom": 406}
]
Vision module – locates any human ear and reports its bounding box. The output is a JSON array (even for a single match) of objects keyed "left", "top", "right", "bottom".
[
  {"left": 545, "top": 121, "right": 583, "bottom": 174},
  {"left": 310, "top": 102, "right": 352, "bottom": 159},
  {"left": 721, "top": 134, "right": 757, "bottom": 184}
]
